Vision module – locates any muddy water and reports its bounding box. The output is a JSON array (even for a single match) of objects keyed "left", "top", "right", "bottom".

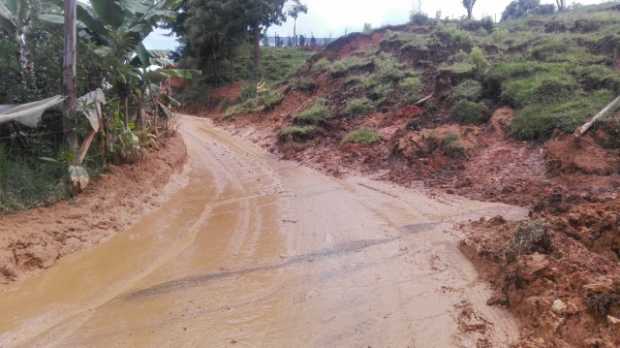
[{"left": 0, "top": 116, "right": 528, "bottom": 347}]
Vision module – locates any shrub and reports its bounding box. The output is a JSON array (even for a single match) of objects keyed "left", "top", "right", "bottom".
[
  {"left": 452, "top": 100, "right": 491, "bottom": 124},
  {"left": 342, "top": 128, "right": 382, "bottom": 145},
  {"left": 410, "top": 12, "right": 432, "bottom": 26},
  {"left": 240, "top": 83, "right": 257, "bottom": 101},
  {"left": 433, "top": 27, "right": 473, "bottom": 51},
  {"left": 399, "top": 76, "right": 423, "bottom": 103},
  {"left": 511, "top": 90, "right": 614, "bottom": 140},
  {"left": 224, "top": 88, "right": 283, "bottom": 117},
  {"left": 294, "top": 99, "right": 331, "bottom": 124},
  {"left": 373, "top": 53, "right": 406, "bottom": 83},
  {"left": 260, "top": 90, "right": 284, "bottom": 110},
  {"left": 469, "top": 47, "right": 489, "bottom": 75},
  {"left": 441, "top": 133, "right": 467, "bottom": 159},
  {"left": 368, "top": 83, "right": 394, "bottom": 104},
  {"left": 312, "top": 58, "right": 331, "bottom": 72},
  {"left": 278, "top": 126, "right": 318, "bottom": 142},
  {"left": 453, "top": 79, "right": 483, "bottom": 101},
  {"left": 345, "top": 98, "right": 374, "bottom": 116}
]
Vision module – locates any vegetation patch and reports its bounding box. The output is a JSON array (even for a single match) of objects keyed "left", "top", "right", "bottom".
[
  {"left": 440, "top": 133, "right": 467, "bottom": 159},
  {"left": 501, "top": 74, "right": 579, "bottom": 108},
  {"left": 452, "top": 100, "right": 490, "bottom": 125},
  {"left": 294, "top": 99, "right": 331, "bottom": 125},
  {"left": 344, "top": 97, "right": 374, "bottom": 116},
  {"left": 342, "top": 128, "right": 382, "bottom": 145},
  {"left": 225, "top": 86, "right": 284, "bottom": 117},
  {"left": 278, "top": 126, "right": 318, "bottom": 143},
  {"left": 329, "top": 56, "right": 372, "bottom": 77},
  {"left": 511, "top": 90, "right": 615, "bottom": 140},
  {"left": 452, "top": 79, "right": 483, "bottom": 101},
  {"left": 290, "top": 78, "right": 318, "bottom": 93}
]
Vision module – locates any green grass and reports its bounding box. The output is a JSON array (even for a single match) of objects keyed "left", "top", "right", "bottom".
[
  {"left": 278, "top": 125, "right": 318, "bottom": 142},
  {"left": 294, "top": 99, "right": 331, "bottom": 125},
  {"left": 259, "top": 48, "right": 314, "bottom": 83},
  {"left": 225, "top": 88, "right": 284, "bottom": 117},
  {"left": 344, "top": 97, "right": 374, "bottom": 116},
  {"left": 342, "top": 128, "right": 382, "bottom": 145},
  {"left": 0, "top": 146, "right": 70, "bottom": 213},
  {"left": 501, "top": 74, "right": 579, "bottom": 108},
  {"left": 452, "top": 79, "right": 483, "bottom": 101},
  {"left": 330, "top": 56, "right": 372, "bottom": 77},
  {"left": 452, "top": 100, "right": 490, "bottom": 125},
  {"left": 511, "top": 90, "right": 615, "bottom": 140}
]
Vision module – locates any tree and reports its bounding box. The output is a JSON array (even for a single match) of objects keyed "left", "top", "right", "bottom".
[
  {"left": 287, "top": 0, "right": 307, "bottom": 47},
  {"left": 64, "top": 0, "right": 78, "bottom": 156},
  {"left": 501, "top": 0, "right": 541, "bottom": 21},
  {"left": 298, "top": 34, "right": 305, "bottom": 47},
  {"left": 363, "top": 23, "right": 372, "bottom": 33},
  {"left": 0, "top": 0, "right": 38, "bottom": 82},
  {"left": 555, "top": 0, "right": 566, "bottom": 11},
  {"left": 244, "top": 0, "right": 288, "bottom": 79},
  {"left": 462, "top": 0, "right": 477, "bottom": 19}
]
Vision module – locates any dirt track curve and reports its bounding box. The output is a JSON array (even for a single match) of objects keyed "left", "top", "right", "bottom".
[{"left": 0, "top": 115, "right": 528, "bottom": 347}]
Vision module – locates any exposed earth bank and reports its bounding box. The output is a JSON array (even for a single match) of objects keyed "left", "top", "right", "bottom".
[
  {"left": 0, "top": 133, "right": 188, "bottom": 285},
  {"left": 187, "top": 80, "right": 620, "bottom": 347}
]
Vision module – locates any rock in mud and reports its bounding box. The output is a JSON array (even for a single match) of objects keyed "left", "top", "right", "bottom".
[{"left": 551, "top": 299, "right": 567, "bottom": 315}]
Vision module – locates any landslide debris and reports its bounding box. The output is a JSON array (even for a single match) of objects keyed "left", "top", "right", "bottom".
[{"left": 197, "top": 4, "right": 620, "bottom": 346}]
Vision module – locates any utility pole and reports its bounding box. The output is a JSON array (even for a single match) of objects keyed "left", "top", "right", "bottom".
[{"left": 63, "top": 0, "right": 78, "bottom": 157}]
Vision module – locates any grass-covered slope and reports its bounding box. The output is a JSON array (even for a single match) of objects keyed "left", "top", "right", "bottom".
[{"left": 227, "top": 2, "right": 620, "bottom": 145}]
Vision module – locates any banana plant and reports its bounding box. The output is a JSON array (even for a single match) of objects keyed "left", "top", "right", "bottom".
[{"left": 0, "top": 0, "right": 37, "bottom": 77}]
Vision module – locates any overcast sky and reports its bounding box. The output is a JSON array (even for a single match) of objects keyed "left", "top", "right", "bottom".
[{"left": 143, "top": 0, "right": 608, "bottom": 50}]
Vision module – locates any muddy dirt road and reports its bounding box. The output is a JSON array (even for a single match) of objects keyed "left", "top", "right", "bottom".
[{"left": 0, "top": 116, "right": 528, "bottom": 347}]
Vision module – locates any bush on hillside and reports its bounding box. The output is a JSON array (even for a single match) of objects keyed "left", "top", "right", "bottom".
[
  {"left": 441, "top": 133, "right": 467, "bottom": 159},
  {"left": 399, "top": 76, "right": 424, "bottom": 103},
  {"left": 294, "top": 99, "right": 331, "bottom": 124},
  {"left": 452, "top": 100, "right": 491, "bottom": 124},
  {"left": 345, "top": 98, "right": 374, "bottom": 116},
  {"left": 410, "top": 12, "right": 433, "bottom": 26},
  {"left": 453, "top": 79, "right": 483, "bottom": 101}
]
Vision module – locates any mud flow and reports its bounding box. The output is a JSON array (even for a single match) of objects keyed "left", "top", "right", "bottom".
[{"left": 0, "top": 116, "right": 528, "bottom": 347}]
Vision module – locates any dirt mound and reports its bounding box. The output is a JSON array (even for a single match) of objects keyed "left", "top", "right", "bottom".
[
  {"left": 460, "top": 218, "right": 620, "bottom": 348},
  {"left": 320, "top": 32, "right": 385, "bottom": 60},
  {"left": 0, "top": 134, "right": 187, "bottom": 285},
  {"left": 546, "top": 135, "right": 620, "bottom": 176}
]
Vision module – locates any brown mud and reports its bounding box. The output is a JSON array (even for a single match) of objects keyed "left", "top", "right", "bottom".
[
  {"left": 0, "top": 116, "right": 527, "bottom": 347},
  {"left": 193, "top": 40, "right": 620, "bottom": 346},
  {"left": 0, "top": 134, "right": 188, "bottom": 285}
]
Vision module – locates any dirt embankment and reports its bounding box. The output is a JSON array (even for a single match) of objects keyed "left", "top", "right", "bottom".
[
  {"left": 186, "top": 25, "right": 620, "bottom": 347},
  {"left": 0, "top": 134, "right": 187, "bottom": 285}
]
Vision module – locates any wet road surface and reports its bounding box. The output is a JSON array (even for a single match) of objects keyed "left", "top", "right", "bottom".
[{"left": 0, "top": 116, "right": 527, "bottom": 347}]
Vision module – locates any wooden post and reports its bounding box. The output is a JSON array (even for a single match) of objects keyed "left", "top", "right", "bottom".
[
  {"left": 63, "top": 0, "right": 78, "bottom": 160},
  {"left": 574, "top": 95, "right": 620, "bottom": 137}
]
